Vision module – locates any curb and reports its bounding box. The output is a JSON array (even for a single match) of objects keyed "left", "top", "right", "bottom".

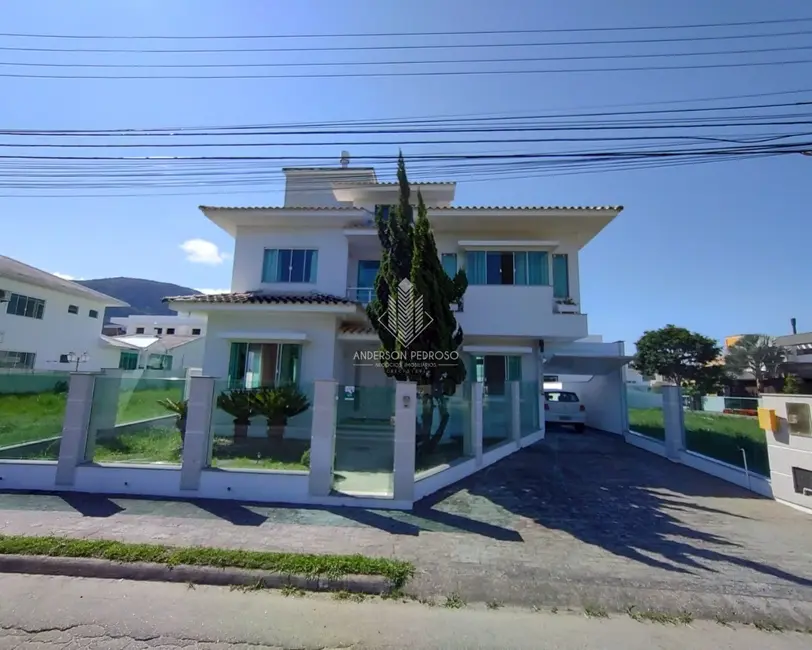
[{"left": 0, "top": 555, "right": 393, "bottom": 595}]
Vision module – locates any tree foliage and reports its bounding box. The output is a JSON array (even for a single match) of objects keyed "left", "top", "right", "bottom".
[
  {"left": 632, "top": 324, "right": 725, "bottom": 392},
  {"left": 724, "top": 334, "right": 786, "bottom": 393},
  {"left": 366, "top": 153, "right": 468, "bottom": 456},
  {"left": 783, "top": 374, "right": 802, "bottom": 394}
]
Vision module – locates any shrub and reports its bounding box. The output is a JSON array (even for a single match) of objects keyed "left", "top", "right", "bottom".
[{"left": 300, "top": 448, "right": 311, "bottom": 468}]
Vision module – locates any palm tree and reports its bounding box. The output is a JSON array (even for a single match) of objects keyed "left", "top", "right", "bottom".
[{"left": 724, "top": 335, "right": 787, "bottom": 393}]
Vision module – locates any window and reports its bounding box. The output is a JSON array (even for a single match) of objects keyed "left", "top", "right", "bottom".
[
  {"left": 262, "top": 248, "right": 318, "bottom": 283},
  {"left": 0, "top": 349, "right": 36, "bottom": 369},
  {"left": 68, "top": 304, "right": 79, "bottom": 314},
  {"left": 118, "top": 351, "right": 139, "bottom": 370},
  {"left": 471, "top": 354, "right": 522, "bottom": 396},
  {"left": 135, "top": 327, "right": 145, "bottom": 334},
  {"left": 147, "top": 353, "right": 173, "bottom": 371},
  {"left": 88, "top": 309, "right": 99, "bottom": 319},
  {"left": 59, "top": 354, "right": 69, "bottom": 363},
  {"left": 465, "top": 251, "right": 549, "bottom": 286},
  {"left": 543, "top": 375, "right": 559, "bottom": 383},
  {"left": 441, "top": 253, "right": 457, "bottom": 277},
  {"left": 6, "top": 293, "right": 45, "bottom": 320},
  {"left": 192, "top": 328, "right": 201, "bottom": 335},
  {"left": 228, "top": 342, "right": 301, "bottom": 389},
  {"left": 166, "top": 328, "right": 176, "bottom": 335},
  {"left": 154, "top": 327, "right": 163, "bottom": 335},
  {"left": 552, "top": 253, "right": 570, "bottom": 299},
  {"left": 376, "top": 204, "right": 391, "bottom": 221}
]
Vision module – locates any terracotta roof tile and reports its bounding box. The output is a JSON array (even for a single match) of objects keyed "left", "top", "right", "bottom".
[
  {"left": 163, "top": 292, "right": 356, "bottom": 306},
  {"left": 339, "top": 325, "right": 378, "bottom": 336}
]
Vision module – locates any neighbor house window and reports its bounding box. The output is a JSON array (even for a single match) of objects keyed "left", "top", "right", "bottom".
[
  {"left": 552, "top": 253, "right": 570, "bottom": 298},
  {"left": 68, "top": 305, "right": 78, "bottom": 314},
  {"left": 59, "top": 354, "right": 69, "bottom": 363},
  {"left": 6, "top": 293, "right": 45, "bottom": 319},
  {"left": 441, "top": 253, "right": 457, "bottom": 277},
  {"left": 465, "top": 251, "right": 549, "bottom": 286},
  {"left": 88, "top": 309, "right": 98, "bottom": 319},
  {"left": 262, "top": 249, "right": 318, "bottom": 283},
  {"left": 0, "top": 349, "right": 36, "bottom": 369},
  {"left": 147, "top": 353, "right": 173, "bottom": 371},
  {"left": 118, "top": 351, "right": 139, "bottom": 370},
  {"left": 228, "top": 342, "right": 301, "bottom": 389},
  {"left": 191, "top": 328, "right": 201, "bottom": 335},
  {"left": 471, "top": 355, "right": 522, "bottom": 396},
  {"left": 166, "top": 328, "right": 175, "bottom": 335},
  {"left": 135, "top": 327, "right": 145, "bottom": 334},
  {"left": 154, "top": 327, "right": 162, "bottom": 335}
]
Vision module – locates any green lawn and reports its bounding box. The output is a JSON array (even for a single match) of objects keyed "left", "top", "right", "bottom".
[
  {"left": 628, "top": 408, "right": 769, "bottom": 476},
  {"left": 0, "top": 386, "right": 182, "bottom": 452}
]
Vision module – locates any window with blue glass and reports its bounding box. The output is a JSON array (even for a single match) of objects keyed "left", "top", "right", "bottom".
[
  {"left": 552, "top": 254, "right": 570, "bottom": 298},
  {"left": 441, "top": 253, "right": 457, "bottom": 277},
  {"left": 465, "top": 251, "right": 548, "bottom": 286},
  {"left": 262, "top": 248, "right": 318, "bottom": 283},
  {"left": 376, "top": 204, "right": 391, "bottom": 221}
]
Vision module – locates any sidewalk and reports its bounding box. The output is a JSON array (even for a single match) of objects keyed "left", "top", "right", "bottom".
[{"left": 2, "top": 433, "right": 812, "bottom": 625}]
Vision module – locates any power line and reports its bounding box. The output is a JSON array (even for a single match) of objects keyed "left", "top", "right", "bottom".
[
  {"left": 3, "top": 29, "right": 812, "bottom": 54},
  {"left": 2, "top": 16, "right": 811, "bottom": 39},
  {"left": 5, "top": 43, "right": 812, "bottom": 70},
  {"left": 5, "top": 57, "right": 812, "bottom": 79}
]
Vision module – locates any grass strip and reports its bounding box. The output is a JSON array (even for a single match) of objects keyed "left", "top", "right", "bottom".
[{"left": 0, "top": 534, "right": 414, "bottom": 588}]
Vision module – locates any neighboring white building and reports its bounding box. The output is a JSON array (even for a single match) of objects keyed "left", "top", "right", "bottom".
[
  {"left": 0, "top": 255, "right": 127, "bottom": 372},
  {"left": 109, "top": 314, "right": 206, "bottom": 337},
  {"left": 100, "top": 333, "right": 205, "bottom": 373},
  {"left": 165, "top": 164, "right": 628, "bottom": 411}
]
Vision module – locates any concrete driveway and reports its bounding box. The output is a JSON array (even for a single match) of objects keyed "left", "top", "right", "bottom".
[{"left": 1, "top": 429, "right": 811, "bottom": 624}]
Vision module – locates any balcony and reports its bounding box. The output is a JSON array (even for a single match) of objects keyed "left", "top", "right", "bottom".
[
  {"left": 455, "top": 285, "right": 587, "bottom": 340},
  {"left": 348, "top": 287, "right": 375, "bottom": 306}
]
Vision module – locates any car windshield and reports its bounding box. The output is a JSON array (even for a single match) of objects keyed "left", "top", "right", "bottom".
[{"left": 545, "top": 391, "right": 580, "bottom": 403}]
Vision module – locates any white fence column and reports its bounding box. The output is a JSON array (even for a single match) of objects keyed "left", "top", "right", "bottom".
[
  {"left": 393, "top": 382, "right": 417, "bottom": 502},
  {"left": 179, "top": 376, "right": 215, "bottom": 491},
  {"left": 472, "top": 382, "right": 484, "bottom": 467},
  {"left": 184, "top": 367, "right": 203, "bottom": 400},
  {"left": 55, "top": 373, "right": 97, "bottom": 486},
  {"left": 510, "top": 381, "right": 522, "bottom": 445},
  {"left": 308, "top": 380, "right": 338, "bottom": 497},
  {"left": 662, "top": 385, "right": 686, "bottom": 461}
]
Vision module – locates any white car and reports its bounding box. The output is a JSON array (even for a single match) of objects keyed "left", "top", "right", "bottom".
[{"left": 544, "top": 390, "right": 586, "bottom": 432}]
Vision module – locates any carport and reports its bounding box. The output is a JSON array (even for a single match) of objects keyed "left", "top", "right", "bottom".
[{"left": 543, "top": 341, "right": 633, "bottom": 435}]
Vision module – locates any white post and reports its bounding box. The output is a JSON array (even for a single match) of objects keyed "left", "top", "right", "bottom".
[
  {"left": 472, "top": 382, "right": 484, "bottom": 466},
  {"left": 184, "top": 367, "right": 203, "bottom": 401},
  {"left": 308, "top": 380, "right": 338, "bottom": 497},
  {"left": 510, "top": 380, "right": 522, "bottom": 445},
  {"left": 662, "top": 385, "right": 685, "bottom": 462},
  {"left": 393, "top": 382, "right": 417, "bottom": 502},
  {"left": 538, "top": 355, "right": 546, "bottom": 439},
  {"left": 55, "top": 373, "right": 97, "bottom": 486},
  {"left": 179, "top": 376, "right": 215, "bottom": 491}
]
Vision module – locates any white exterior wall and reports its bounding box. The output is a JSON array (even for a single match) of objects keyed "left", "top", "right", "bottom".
[
  {"left": 111, "top": 315, "right": 206, "bottom": 337},
  {"left": 202, "top": 311, "right": 340, "bottom": 383},
  {"left": 0, "top": 277, "right": 112, "bottom": 371},
  {"left": 231, "top": 226, "right": 349, "bottom": 298}
]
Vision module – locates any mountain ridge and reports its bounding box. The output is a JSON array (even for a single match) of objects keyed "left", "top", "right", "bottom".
[{"left": 76, "top": 277, "right": 202, "bottom": 321}]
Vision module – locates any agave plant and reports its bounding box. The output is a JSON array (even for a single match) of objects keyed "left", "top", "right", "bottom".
[
  {"left": 250, "top": 385, "right": 310, "bottom": 438},
  {"left": 216, "top": 389, "right": 256, "bottom": 439},
  {"left": 159, "top": 398, "right": 188, "bottom": 446}
]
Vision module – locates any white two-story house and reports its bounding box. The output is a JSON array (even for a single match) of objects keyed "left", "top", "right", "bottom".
[{"left": 166, "top": 164, "right": 625, "bottom": 409}]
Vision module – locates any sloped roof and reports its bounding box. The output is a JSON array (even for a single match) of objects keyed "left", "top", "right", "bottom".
[
  {"left": 198, "top": 204, "right": 621, "bottom": 213},
  {"left": 163, "top": 291, "right": 356, "bottom": 307},
  {"left": 0, "top": 255, "right": 128, "bottom": 306}
]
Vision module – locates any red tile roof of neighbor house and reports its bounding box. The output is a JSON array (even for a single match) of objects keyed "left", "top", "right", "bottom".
[
  {"left": 339, "top": 325, "right": 378, "bottom": 335},
  {"left": 162, "top": 292, "right": 357, "bottom": 306}
]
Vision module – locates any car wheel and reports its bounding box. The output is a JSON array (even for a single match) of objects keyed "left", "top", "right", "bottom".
[{"left": 574, "top": 424, "right": 585, "bottom": 433}]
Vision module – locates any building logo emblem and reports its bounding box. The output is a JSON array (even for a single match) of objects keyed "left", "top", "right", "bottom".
[{"left": 379, "top": 279, "right": 433, "bottom": 347}]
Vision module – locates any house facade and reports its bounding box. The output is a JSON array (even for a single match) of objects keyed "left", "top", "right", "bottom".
[
  {"left": 109, "top": 314, "right": 206, "bottom": 338},
  {"left": 0, "top": 255, "right": 127, "bottom": 372},
  {"left": 166, "top": 165, "right": 624, "bottom": 406}
]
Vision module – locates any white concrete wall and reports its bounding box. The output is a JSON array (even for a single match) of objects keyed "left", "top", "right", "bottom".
[
  {"left": 760, "top": 394, "right": 812, "bottom": 512},
  {"left": 167, "top": 338, "right": 205, "bottom": 371},
  {"left": 111, "top": 315, "right": 206, "bottom": 336},
  {"left": 202, "top": 311, "right": 340, "bottom": 382},
  {"left": 0, "top": 276, "right": 112, "bottom": 371},
  {"left": 231, "top": 226, "right": 350, "bottom": 297}
]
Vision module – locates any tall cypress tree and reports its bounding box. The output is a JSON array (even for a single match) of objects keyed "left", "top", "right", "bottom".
[{"left": 367, "top": 153, "right": 467, "bottom": 456}]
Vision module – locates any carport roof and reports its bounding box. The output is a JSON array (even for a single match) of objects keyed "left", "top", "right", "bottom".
[{"left": 544, "top": 354, "right": 633, "bottom": 375}]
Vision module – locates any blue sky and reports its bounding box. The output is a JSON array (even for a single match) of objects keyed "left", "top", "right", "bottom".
[{"left": 1, "top": 0, "right": 811, "bottom": 351}]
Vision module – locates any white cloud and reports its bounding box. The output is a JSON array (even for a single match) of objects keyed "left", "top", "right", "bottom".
[
  {"left": 180, "top": 239, "right": 230, "bottom": 265},
  {"left": 52, "top": 272, "right": 83, "bottom": 281},
  {"left": 196, "top": 288, "right": 231, "bottom": 295}
]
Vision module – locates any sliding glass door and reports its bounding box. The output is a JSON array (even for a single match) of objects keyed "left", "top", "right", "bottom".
[{"left": 228, "top": 342, "right": 301, "bottom": 388}]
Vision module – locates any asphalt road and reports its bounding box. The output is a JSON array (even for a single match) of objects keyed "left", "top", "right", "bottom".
[{"left": 0, "top": 574, "right": 810, "bottom": 649}]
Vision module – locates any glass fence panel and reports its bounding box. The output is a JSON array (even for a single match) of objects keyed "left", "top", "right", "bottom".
[
  {"left": 210, "top": 381, "right": 314, "bottom": 472},
  {"left": 482, "top": 383, "right": 512, "bottom": 452},
  {"left": 333, "top": 385, "right": 395, "bottom": 496},
  {"left": 85, "top": 374, "right": 187, "bottom": 465},
  {"left": 0, "top": 371, "right": 71, "bottom": 461},
  {"left": 520, "top": 381, "right": 541, "bottom": 436},
  {"left": 415, "top": 382, "right": 473, "bottom": 473},
  {"left": 626, "top": 387, "right": 665, "bottom": 440},
  {"left": 684, "top": 408, "right": 769, "bottom": 477}
]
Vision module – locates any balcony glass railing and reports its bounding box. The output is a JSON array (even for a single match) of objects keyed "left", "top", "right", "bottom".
[{"left": 347, "top": 287, "right": 375, "bottom": 305}]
